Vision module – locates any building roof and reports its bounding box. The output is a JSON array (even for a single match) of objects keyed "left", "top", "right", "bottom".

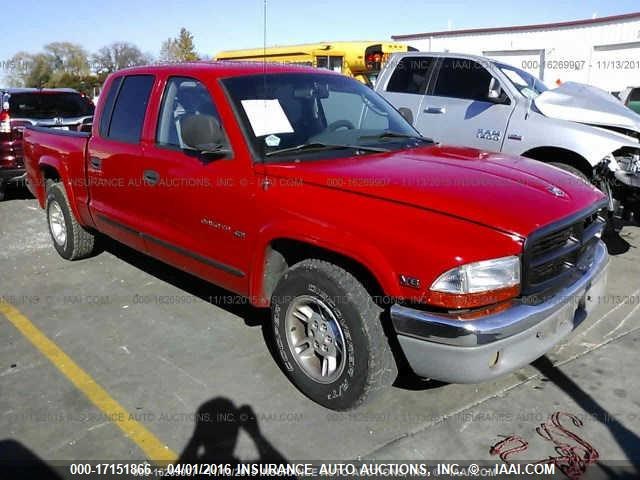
[{"left": 392, "top": 11, "right": 640, "bottom": 40}]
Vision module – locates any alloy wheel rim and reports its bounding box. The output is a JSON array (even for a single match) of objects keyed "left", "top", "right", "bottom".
[
  {"left": 48, "top": 201, "right": 67, "bottom": 246},
  {"left": 284, "top": 295, "right": 347, "bottom": 384}
]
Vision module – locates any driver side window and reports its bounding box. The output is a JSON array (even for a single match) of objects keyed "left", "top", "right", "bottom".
[
  {"left": 432, "top": 58, "right": 494, "bottom": 101},
  {"left": 156, "top": 77, "right": 228, "bottom": 149}
]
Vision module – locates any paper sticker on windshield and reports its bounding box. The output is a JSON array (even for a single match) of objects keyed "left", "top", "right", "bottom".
[
  {"left": 241, "top": 99, "right": 294, "bottom": 137},
  {"left": 265, "top": 134, "right": 281, "bottom": 147}
]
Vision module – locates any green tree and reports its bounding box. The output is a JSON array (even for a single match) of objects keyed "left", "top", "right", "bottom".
[
  {"left": 92, "top": 42, "right": 152, "bottom": 76},
  {"left": 27, "top": 54, "right": 55, "bottom": 87},
  {"left": 6, "top": 52, "right": 53, "bottom": 88},
  {"left": 160, "top": 28, "right": 199, "bottom": 62},
  {"left": 6, "top": 43, "right": 94, "bottom": 89},
  {"left": 44, "top": 42, "right": 90, "bottom": 78}
]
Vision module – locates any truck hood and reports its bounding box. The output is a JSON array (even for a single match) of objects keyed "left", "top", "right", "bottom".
[
  {"left": 265, "top": 145, "right": 606, "bottom": 238},
  {"left": 535, "top": 82, "right": 640, "bottom": 134}
]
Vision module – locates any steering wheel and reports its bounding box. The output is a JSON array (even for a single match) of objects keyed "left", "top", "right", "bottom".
[{"left": 327, "top": 120, "right": 356, "bottom": 132}]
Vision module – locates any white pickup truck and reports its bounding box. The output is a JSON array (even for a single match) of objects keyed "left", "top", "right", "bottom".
[{"left": 375, "top": 52, "right": 640, "bottom": 221}]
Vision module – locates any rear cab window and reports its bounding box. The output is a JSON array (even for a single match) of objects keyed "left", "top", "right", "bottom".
[
  {"left": 100, "top": 75, "right": 154, "bottom": 143},
  {"left": 98, "top": 77, "right": 122, "bottom": 137}
]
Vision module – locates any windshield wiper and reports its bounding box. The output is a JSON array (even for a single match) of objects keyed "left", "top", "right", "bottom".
[
  {"left": 359, "top": 131, "right": 430, "bottom": 142},
  {"left": 265, "top": 142, "right": 388, "bottom": 157}
]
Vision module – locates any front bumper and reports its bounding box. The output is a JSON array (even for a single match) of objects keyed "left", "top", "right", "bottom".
[{"left": 390, "top": 241, "right": 609, "bottom": 383}]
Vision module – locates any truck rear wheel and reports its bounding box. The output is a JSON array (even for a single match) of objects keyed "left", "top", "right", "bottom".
[
  {"left": 46, "top": 181, "right": 97, "bottom": 260},
  {"left": 271, "top": 259, "right": 397, "bottom": 410}
]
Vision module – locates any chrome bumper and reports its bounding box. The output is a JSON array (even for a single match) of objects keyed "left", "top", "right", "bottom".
[{"left": 390, "top": 241, "right": 609, "bottom": 383}]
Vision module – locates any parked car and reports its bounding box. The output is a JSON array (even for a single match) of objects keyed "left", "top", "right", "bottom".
[
  {"left": 620, "top": 86, "right": 640, "bottom": 115},
  {"left": 24, "top": 63, "right": 609, "bottom": 410},
  {"left": 0, "top": 88, "right": 94, "bottom": 200},
  {"left": 375, "top": 52, "right": 640, "bottom": 221}
]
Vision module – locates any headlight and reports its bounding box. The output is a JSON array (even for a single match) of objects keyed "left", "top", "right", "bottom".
[{"left": 427, "top": 256, "right": 521, "bottom": 310}]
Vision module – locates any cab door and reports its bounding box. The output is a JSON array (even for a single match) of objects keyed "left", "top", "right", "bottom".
[
  {"left": 140, "top": 76, "right": 255, "bottom": 295},
  {"left": 414, "top": 57, "right": 515, "bottom": 151},
  {"left": 378, "top": 55, "right": 438, "bottom": 126},
  {"left": 86, "top": 74, "right": 155, "bottom": 251}
]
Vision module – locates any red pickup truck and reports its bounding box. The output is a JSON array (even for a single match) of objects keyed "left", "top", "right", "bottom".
[{"left": 24, "top": 63, "right": 609, "bottom": 410}]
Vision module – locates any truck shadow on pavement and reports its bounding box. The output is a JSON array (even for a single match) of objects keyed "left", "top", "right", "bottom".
[
  {"left": 602, "top": 218, "right": 638, "bottom": 256},
  {"left": 101, "top": 237, "right": 268, "bottom": 328},
  {"left": 0, "top": 439, "right": 63, "bottom": 480},
  {"left": 2, "top": 183, "right": 34, "bottom": 201}
]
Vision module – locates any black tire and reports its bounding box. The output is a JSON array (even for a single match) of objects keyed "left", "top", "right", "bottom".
[
  {"left": 0, "top": 180, "right": 6, "bottom": 201},
  {"left": 45, "top": 181, "right": 96, "bottom": 260},
  {"left": 271, "top": 259, "right": 397, "bottom": 410},
  {"left": 549, "top": 162, "right": 590, "bottom": 182}
]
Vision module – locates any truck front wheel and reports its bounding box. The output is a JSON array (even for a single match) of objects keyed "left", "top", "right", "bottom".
[
  {"left": 549, "top": 162, "right": 590, "bottom": 183},
  {"left": 46, "top": 181, "right": 97, "bottom": 260},
  {"left": 271, "top": 259, "right": 397, "bottom": 410}
]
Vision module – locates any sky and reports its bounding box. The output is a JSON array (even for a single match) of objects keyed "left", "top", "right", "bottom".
[{"left": 1, "top": 0, "right": 638, "bottom": 72}]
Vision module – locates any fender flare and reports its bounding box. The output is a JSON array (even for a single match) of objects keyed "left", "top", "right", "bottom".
[
  {"left": 248, "top": 219, "right": 400, "bottom": 307},
  {"left": 38, "top": 157, "right": 84, "bottom": 223}
]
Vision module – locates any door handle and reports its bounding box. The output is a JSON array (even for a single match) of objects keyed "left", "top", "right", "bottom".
[
  {"left": 89, "top": 157, "right": 102, "bottom": 170},
  {"left": 424, "top": 106, "right": 446, "bottom": 114},
  {"left": 143, "top": 170, "right": 160, "bottom": 185}
]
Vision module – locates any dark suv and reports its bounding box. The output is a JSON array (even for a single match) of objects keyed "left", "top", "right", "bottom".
[{"left": 0, "top": 88, "right": 94, "bottom": 200}]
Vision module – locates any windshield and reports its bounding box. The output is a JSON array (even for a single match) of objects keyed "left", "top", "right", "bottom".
[
  {"left": 9, "top": 92, "right": 94, "bottom": 119},
  {"left": 497, "top": 63, "right": 548, "bottom": 100},
  {"left": 222, "top": 73, "right": 424, "bottom": 160}
]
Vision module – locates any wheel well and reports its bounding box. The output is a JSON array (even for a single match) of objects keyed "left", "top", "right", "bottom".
[
  {"left": 521, "top": 147, "right": 593, "bottom": 179},
  {"left": 40, "top": 165, "right": 60, "bottom": 184},
  {"left": 263, "top": 238, "right": 385, "bottom": 303}
]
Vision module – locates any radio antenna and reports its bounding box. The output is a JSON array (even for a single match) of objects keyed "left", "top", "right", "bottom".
[
  {"left": 263, "top": 0, "right": 267, "bottom": 88},
  {"left": 263, "top": 0, "right": 267, "bottom": 64},
  {"left": 261, "top": 0, "right": 268, "bottom": 165}
]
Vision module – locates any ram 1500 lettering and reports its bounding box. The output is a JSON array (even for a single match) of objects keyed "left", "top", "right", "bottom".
[{"left": 24, "top": 63, "right": 609, "bottom": 410}]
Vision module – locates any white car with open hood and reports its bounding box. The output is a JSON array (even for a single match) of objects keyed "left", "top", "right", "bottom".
[{"left": 376, "top": 52, "right": 640, "bottom": 221}]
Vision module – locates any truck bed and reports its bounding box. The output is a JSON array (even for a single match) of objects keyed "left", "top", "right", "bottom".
[{"left": 23, "top": 126, "right": 91, "bottom": 216}]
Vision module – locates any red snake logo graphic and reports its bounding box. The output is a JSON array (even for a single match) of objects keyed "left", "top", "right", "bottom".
[{"left": 490, "top": 412, "right": 599, "bottom": 480}]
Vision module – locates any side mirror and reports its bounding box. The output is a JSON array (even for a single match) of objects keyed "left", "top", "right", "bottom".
[
  {"left": 487, "top": 78, "right": 509, "bottom": 104},
  {"left": 398, "top": 107, "right": 414, "bottom": 125},
  {"left": 179, "top": 114, "right": 230, "bottom": 158}
]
